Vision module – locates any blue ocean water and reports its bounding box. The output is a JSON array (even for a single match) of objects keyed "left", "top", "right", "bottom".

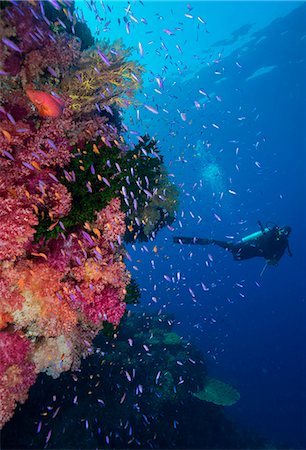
[
  {"left": 1, "top": 0, "right": 306, "bottom": 449},
  {"left": 77, "top": 1, "right": 306, "bottom": 448}
]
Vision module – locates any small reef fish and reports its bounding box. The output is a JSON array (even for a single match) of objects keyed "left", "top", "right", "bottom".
[
  {"left": 2, "top": 37, "right": 22, "bottom": 53},
  {"left": 97, "top": 50, "right": 111, "bottom": 66},
  {"left": 25, "top": 88, "right": 65, "bottom": 118}
]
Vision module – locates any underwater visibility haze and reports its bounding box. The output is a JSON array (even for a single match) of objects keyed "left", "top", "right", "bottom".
[{"left": 0, "top": 1, "right": 305, "bottom": 449}]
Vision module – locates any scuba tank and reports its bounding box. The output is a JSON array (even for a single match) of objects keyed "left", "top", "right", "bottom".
[{"left": 241, "top": 227, "right": 270, "bottom": 243}]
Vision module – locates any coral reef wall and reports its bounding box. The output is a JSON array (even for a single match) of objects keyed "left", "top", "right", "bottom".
[{"left": 0, "top": 1, "right": 177, "bottom": 429}]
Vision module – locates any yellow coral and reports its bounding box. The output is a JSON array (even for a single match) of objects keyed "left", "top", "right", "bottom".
[{"left": 61, "top": 39, "right": 143, "bottom": 114}]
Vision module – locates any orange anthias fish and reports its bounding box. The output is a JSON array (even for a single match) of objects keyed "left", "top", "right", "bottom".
[{"left": 25, "top": 88, "right": 65, "bottom": 118}]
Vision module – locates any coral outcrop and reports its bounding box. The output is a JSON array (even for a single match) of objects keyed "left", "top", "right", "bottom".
[{"left": 0, "top": 1, "right": 177, "bottom": 429}]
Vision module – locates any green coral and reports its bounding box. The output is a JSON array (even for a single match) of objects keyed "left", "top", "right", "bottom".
[
  {"left": 123, "top": 136, "right": 179, "bottom": 242},
  {"left": 139, "top": 166, "right": 178, "bottom": 239},
  {"left": 156, "top": 371, "right": 176, "bottom": 401},
  {"left": 35, "top": 135, "right": 178, "bottom": 243},
  {"left": 193, "top": 377, "right": 240, "bottom": 406},
  {"left": 124, "top": 278, "right": 141, "bottom": 305},
  {"left": 34, "top": 142, "right": 122, "bottom": 240},
  {"left": 163, "top": 332, "right": 182, "bottom": 346}
]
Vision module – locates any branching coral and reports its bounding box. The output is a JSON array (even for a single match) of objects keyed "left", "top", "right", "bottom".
[
  {"left": 0, "top": 104, "right": 76, "bottom": 168},
  {"left": 67, "top": 198, "right": 130, "bottom": 326},
  {"left": 1, "top": 198, "right": 130, "bottom": 392}
]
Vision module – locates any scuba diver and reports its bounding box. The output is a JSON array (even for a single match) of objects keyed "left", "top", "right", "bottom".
[{"left": 173, "top": 222, "right": 292, "bottom": 266}]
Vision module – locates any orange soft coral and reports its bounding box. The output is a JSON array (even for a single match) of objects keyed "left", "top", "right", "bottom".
[{"left": 11, "top": 261, "right": 78, "bottom": 338}]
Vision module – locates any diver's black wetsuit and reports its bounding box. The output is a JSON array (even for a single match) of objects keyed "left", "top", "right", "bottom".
[{"left": 173, "top": 226, "right": 292, "bottom": 263}]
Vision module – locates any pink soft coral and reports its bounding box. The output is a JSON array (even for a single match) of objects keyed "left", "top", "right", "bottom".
[
  {"left": 72, "top": 259, "right": 129, "bottom": 326},
  {"left": 81, "top": 285, "right": 126, "bottom": 326},
  {"left": 0, "top": 273, "right": 24, "bottom": 330},
  {"left": 0, "top": 332, "right": 37, "bottom": 429},
  {"left": 24, "top": 173, "right": 72, "bottom": 219},
  {"left": 13, "top": 106, "right": 75, "bottom": 169},
  {"left": 0, "top": 198, "right": 38, "bottom": 261},
  {"left": 20, "top": 34, "right": 81, "bottom": 86},
  {"left": 95, "top": 197, "right": 126, "bottom": 243}
]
